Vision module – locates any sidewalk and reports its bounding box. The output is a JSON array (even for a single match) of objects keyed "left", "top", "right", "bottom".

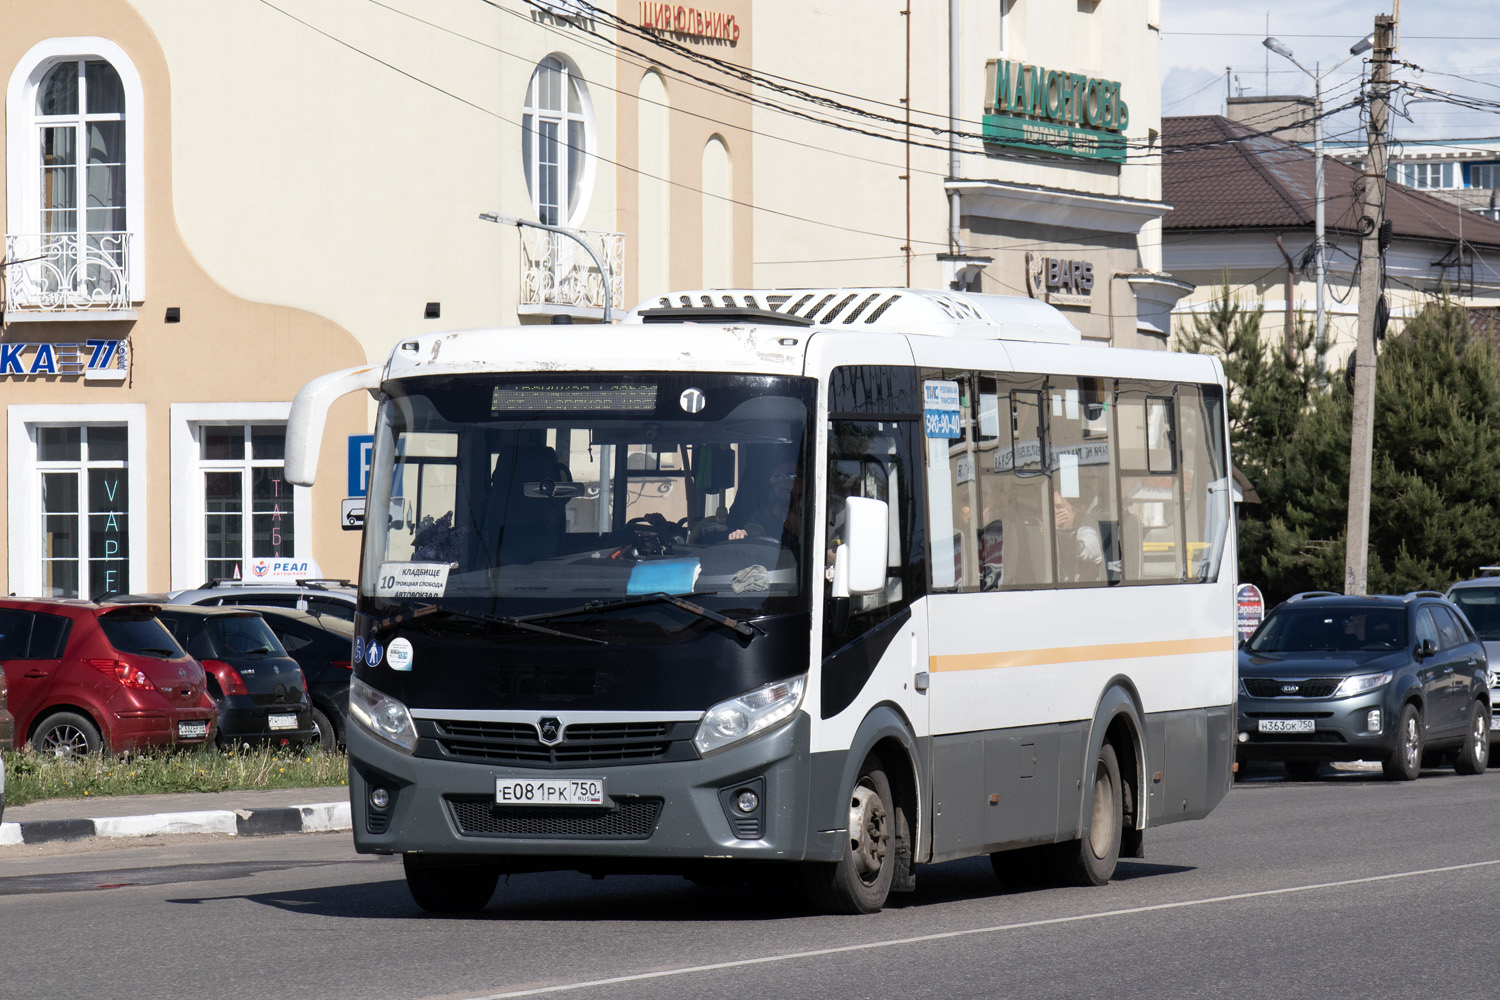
[{"left": 0, "top": 786, "right": 351, "bottom": 847}]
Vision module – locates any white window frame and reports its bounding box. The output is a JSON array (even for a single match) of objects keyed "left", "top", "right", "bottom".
[
  {"left": 7, "top": 37, "right": 146, "bottom": 307},
  {"left": 7, "top": 403, "right": 147, "bottom": 597},
  {"left": 170, "top": 403, "right": 313, "bottom": 590},
  {"left": 521, "top": 54, "right": 596, "bottom": 228}
]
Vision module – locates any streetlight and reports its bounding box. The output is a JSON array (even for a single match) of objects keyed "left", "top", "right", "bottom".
[
  {"left": 1262, "top": 32, "right": 1374, "bottom": 359},
  {"left": 479, "top": 212, "right": 615, "bottom": 324}
]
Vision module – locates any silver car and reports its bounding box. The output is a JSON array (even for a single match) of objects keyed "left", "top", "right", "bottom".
[{"left": 1444, "top": 574, "right": 1500, "bottom": 745}]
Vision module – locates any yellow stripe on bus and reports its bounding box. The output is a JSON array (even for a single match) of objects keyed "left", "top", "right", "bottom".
[{"left": 930, "top": 634, "right": 1235, "bottom": 673}]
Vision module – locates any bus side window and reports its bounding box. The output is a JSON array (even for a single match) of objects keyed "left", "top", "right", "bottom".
[
  {"left": 825, "top": 419, "right": 915, "bottom": 652},
  {"left": 1179, "top": 386, "right": 1230, "bottom": 583},
  {"left": 1117, "top": 387, "right": 1183, "bottom": 583}
]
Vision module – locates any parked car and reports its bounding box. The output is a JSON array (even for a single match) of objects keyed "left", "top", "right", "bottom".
[
  {"left": 243, "top": 606, "right": 353, "bottom": 749},
  {"left": 0, "top": 666, "right": 11, "bottom": 822},
  {"left": 1237, "top": 591, "right": 1490, "bottom": 780},
  {"left": 107, "top": 579, "right": 356, "bottom": 622},
  {"left": 0, "top": 598, "right": 216, "bottom": 755},
  {"left": 151, "top": 607, "right": 316, "bottom": 748},
  {"left": 1443, "top": 574, "right": 1500, "bottom": 746}
]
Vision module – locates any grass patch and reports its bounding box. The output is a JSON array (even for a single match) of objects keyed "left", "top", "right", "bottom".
[{"left": 2, "top": 745, "right": 348, "bottom": 809}]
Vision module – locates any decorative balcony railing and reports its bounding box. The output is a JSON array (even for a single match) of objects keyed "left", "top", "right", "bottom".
[
  {"left": 517, "top": 227, "right": 624, "bottom": 315},
  {"left": 4, "top": 232, "right": 133, "bottom": 313}
]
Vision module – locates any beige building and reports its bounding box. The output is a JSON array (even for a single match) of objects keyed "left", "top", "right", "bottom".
[{"left": 1, "top": 0, "right": 1181, "bottom": 598}]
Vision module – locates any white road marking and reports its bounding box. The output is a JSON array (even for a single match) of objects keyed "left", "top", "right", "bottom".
[{"left": 464, "top": 858, "right": 1500, "bottom": 999}]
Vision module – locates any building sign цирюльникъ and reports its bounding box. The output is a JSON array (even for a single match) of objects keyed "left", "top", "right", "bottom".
[
  {"left": 638, "top": 2, "right": 739, "bottom": 41},
  {"left": 982, "top": 59, "right": 1128, "bottom": 162}
]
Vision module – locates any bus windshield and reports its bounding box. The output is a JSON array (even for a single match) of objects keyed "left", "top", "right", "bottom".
[{"left": 360, "top": 372, "right": 815, "bottom": 617}]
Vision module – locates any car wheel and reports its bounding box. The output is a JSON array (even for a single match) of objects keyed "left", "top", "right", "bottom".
[
  {"left": 1053, "top": 742, "right": 1124, "bottom": 887},
  {"left": 403, "top": 855, "right": 500, "bottom": 913},
  {"left": 802, "top": 758, "right": 896, "bottom": 913},
  {"left": 1382, "top": 703, "right": 1423, "bottom": 781},
  {"left": 1284, "top": 760, "right": 1321, "bottom": 781},
  {"left": 32, "top": 711, "right": 104, "bottom": 757},
  {"left": 309, "top": 706, "right": 337, "bottom": 751},
  {"left": 1453, "top": 699, "right": 1490, "bottom": 775}
]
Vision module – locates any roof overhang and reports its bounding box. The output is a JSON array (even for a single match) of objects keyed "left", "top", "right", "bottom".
[{"left": 947, "top": 180, "right": 1172, "bottom": 234}]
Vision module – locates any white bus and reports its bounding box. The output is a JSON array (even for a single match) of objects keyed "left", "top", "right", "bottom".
[{"left": 286, "top": 287, "right": 1237, "bottom": 914}]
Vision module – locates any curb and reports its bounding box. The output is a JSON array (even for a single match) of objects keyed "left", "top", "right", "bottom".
[{"left": 0, "top": 801, "right": 350, "bottom": 847}]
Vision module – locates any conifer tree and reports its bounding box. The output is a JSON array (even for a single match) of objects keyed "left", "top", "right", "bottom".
[{"left": 1258, "top": 298, "right": 1500, "bottom": 599}]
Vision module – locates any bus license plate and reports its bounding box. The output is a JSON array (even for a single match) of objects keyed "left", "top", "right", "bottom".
[
  {"left": 1258, "top": 719, "right": 1314, "bottom": 733},
  {"left": 268, "top": 714, "right": 299, "bottom": 731},
  {"left": 496, "top": 778, "right": 605, "bottom": 807}
]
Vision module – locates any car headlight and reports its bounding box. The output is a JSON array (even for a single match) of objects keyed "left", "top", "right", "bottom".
[
  {"left": 1333, "top": 671, "right": 1393, "bottom": 698},
  {"left": 694, "top": 676, "right": 805, "bottom": 757},
  {"left": 348, "top": 676, "right": 417, "bottom": 753}
]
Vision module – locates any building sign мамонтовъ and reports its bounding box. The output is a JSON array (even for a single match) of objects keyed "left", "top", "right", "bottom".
[{"left": 983, "top": 59, "right": 1128, "bottom": 162}]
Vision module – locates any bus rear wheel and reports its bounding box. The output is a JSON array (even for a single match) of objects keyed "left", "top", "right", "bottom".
[
  {"left": 403, "top": 855, "right": 501, "bottom": 913},
  {"left": 1056, "top": 742, "right": 1123, "bottom": 887},
  {"left": 803, "top": 759, "right": 895, "bottom": 913}
]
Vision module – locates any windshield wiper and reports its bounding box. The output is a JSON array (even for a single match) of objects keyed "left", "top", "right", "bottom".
[
  {"left": 517, "top": 592, "right": 762, "bottom": 639},
  {"left": 375, "top": 603, "right": 606, "bottom": 645}
]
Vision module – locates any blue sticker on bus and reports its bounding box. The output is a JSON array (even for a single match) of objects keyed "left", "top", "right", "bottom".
[
  {"left": 353, "top": 635, "right": 365, "bottom": 664},
  {"left": 367, "top": 640, "right": 383, "bottom": 667}
]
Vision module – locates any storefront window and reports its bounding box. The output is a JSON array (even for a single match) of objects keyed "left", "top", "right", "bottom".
[
  {"left": 37, "top": 424, "right": 129, "bottom": 598},
  {"left": 200, "top": 424, "right": 294, "bottom": 580}
]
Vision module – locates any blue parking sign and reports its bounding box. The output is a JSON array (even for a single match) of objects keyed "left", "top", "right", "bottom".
[{"left": 348, "top": 435, "right": 374, "bottom": 497}]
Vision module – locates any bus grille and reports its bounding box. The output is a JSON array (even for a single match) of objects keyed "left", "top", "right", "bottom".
[
  {"left": 421, "top": 719, "right": 696, "bottom": 767},
  {"left": 1243, "top": 678, "right": 1341, "bottom": 698},
  {"left": 446, "top": 796, "right": 663, "bottom": 839}
]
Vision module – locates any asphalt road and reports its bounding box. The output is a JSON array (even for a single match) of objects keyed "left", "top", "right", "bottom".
[{"left": 2, "top": 763, "right": 1498, "bottom": 1000}]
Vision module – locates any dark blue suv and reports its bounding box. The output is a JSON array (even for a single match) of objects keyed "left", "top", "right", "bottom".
[{"left": 1237, "top": 592, "right": 1490, "bottom": 780}]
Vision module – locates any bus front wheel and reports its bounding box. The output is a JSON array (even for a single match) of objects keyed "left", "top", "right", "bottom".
[
  {"left": 803, "top": 758, "right": 895, "bottom": 914},
  {"left": 1057, "top": 742, "right": 1123, "bottom": 887},
  {"left": 403, "top": 855, "right": 501, "bottom": 913}
]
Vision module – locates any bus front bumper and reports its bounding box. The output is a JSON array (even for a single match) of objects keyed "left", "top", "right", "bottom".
[{"left": 347, "top": 711, "right": 846, "bottom": 870}]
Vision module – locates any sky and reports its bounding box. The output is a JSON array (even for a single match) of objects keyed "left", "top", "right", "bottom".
[{"left": 1160, "top": 0, "right": 1500, "bottom": 149}]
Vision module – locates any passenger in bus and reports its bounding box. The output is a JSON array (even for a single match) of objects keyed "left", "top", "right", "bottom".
[
  {"left": 1054, "top": 489, "right": 1104, "bottom": 582},
  {"left": 729, "top": 456, "right": 802, "bottom": 544}
]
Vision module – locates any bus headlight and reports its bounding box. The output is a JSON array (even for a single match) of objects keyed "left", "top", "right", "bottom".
[
  {"left": 348, "top": 676, "right": 418, "bottom": 754},
  {"left": 694, "top": 676, "right": 805, "bottom": 757}
]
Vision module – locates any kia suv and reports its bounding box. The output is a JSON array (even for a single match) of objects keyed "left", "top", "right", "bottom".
[
  {"left": 0, "top": 599, "right": 216, "bottom": 755},
  {"left": 1237, "top": 592, "right": 1490, "bottom": 780},
  {"left": 152, "top": 607, "right": 315, "bottom": 748}
]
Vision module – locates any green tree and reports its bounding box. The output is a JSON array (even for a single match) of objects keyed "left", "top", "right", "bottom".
[
  {"left": 1175, "top": 283, "right": 1327, "bottom": 595},
  {"left": 1257, "top": 298, "right": 1500, "bottom": 600}
]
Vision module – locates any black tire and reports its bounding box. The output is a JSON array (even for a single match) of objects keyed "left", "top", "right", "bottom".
[
  {"left": 403, "top": 855, "right": 501, "bottom": 913},
  {"left": 1283, "top": 760, "right": 1321, "bottom": 781},
  {"left": 1382, "top": 703, "right": 1423, "bottom": 781},
  {"left": 309, "top": 706, "right": 337, "bottom": 751},
  {"left": 32, "top": 711, "right": 103, "bottom": 757},
  {"left": 803, "top": 760, "right": 896, "bottom": 914},
  {"left": 1454, "top": 699, "right": 1490, "bottom": 775},
  {"left": 1055, "top": 743, "right": 1123, "bottom": 887}
]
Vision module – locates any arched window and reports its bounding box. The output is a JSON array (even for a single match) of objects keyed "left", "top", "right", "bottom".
[
  {"left": 38, "top": 60, "right": 126, "bottom": 289},
  {"left": 701, "top": 136, "right": 732, "bottom": 288},
  {"left": 7, "top": 39, "right": 144, "bottom": 313},
  {"left": 522, "top": 56, "right": 594, "bottom": 227}
]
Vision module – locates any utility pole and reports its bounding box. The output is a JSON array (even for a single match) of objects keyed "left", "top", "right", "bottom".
[{"left": 1343, "top": 8, "right": 1397, "bottom": 595}]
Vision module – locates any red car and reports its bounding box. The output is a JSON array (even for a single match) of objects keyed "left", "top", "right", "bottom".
[{"left": 0, "top": 598, "right": 217, "bottom": 755}]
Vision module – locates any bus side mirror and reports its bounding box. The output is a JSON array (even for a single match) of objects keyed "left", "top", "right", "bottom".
[{"left": 832, "top": 496, "right": 889, "bottom": 597}]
